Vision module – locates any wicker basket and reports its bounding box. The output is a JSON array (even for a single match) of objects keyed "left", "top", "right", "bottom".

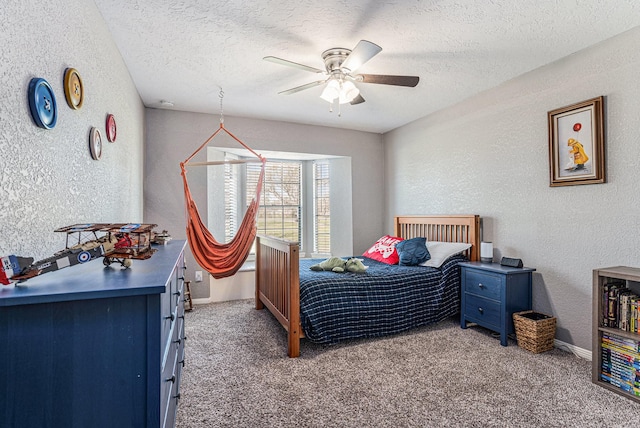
[{"left": 513, "top": 311, "right": 556, "bottom": 353}]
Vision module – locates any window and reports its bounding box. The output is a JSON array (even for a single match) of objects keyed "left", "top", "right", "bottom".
[
  {"left": 314, "top": 161, "right": 330, "bottom": 254},
  {"left": 213, "top": 148, "right": 351, "bottom": 258},
  {"left": 223, "top": 162, "right": 238, "bottom": 244},
  {"left": 223, "top": 157, "right": 328, "bottom": 255},
  {"left": 246, "top": 160, "right": 302, "bottom": 244}
]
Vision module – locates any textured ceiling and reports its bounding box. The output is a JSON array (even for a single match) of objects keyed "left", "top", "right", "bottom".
[{"left": 94, "top": 0, "right": 640, "bottom": 133}]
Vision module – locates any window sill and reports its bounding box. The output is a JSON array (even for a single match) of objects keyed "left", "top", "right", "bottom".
[{"left": 239, "top": 261, "right": 255, "bottom": 272}]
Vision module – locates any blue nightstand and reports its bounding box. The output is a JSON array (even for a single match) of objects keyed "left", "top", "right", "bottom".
[{"left": 460, "top": 261, "right": 535, "bottom": 346}]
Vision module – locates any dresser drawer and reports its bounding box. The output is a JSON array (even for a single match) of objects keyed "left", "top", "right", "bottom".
[
  {"left": 177, "top": 318, "right": 186, "bottom": 367},
  {"left": 161, "top": 343, "right": 179, "bottom": 428},
  {"left": 172, "top": 278, "right": 183, "bottom": 313},
  {"left": 463, "top": 294, "right": 500, "bottom": 328},
  {"left": 165, "top": 366, "right": 181, "bottom": 428},
  {"left": 161, "top": 275, "right": 176, "bottom": 343},
  {"left": 463, "top": 269, "right": 502, "bottom": 300}
]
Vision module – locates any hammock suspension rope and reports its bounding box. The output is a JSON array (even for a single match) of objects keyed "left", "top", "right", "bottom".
[{"left": 180, "top": 89, "right": 266, "bottom": 279}]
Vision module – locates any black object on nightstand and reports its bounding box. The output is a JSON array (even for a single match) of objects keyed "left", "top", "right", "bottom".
[{"left": 460, "top": 261, "right": 536, "bottom": 346}]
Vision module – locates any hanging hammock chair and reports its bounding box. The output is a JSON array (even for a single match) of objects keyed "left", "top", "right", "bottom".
[{"left": 180, "top": 122, "right": 265, "bottom": 279}]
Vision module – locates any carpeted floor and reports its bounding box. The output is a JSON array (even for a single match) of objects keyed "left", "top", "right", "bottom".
[{"left": 176, "top": 299, "right": 640, "bottom": 427}]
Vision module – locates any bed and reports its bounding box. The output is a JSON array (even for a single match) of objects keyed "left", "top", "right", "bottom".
[{"left": 255, "top": 215, "right": 480, "bottom": 357}]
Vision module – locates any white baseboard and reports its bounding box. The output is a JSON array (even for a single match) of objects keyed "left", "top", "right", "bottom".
[{"left": 554, "top": 338, "right": 591, "bottom": 360}]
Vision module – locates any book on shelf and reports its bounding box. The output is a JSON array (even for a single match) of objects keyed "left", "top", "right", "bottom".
[
  {"left": 605, "top": 282, "right": 623, "bottom": 327},
  {"left": 600, "top": 366, "right": 640, "bottom": 392},
  {"left": 602, "top": 281, "right": 640, "bottom": 332},
  {"left": 631, "top": 295, "right": 637, "bottom": 333},
  {"left": 601, "top": 369, "right": 640, "bottom": 388},
  {"left": 602, "top": 333, "right": 640, "bottom": 354},
  {"left": 620, "top": 291, "right": 629, "bottom": 331},
  {"left": 601, "top": 348, "right": 639, "bottom": 367},
  {"left": 600, "top": 372, "right": 635, "bottom": 392},
  {"left": 601, "top": 357, "right": 640, "bottom": 378},
  {"left": 609, "top": 286, "right": 622, "bottom": 327}
]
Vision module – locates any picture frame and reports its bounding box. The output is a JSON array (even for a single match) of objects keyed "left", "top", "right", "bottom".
[{"left": 548, "top": 96, "right": 605, "bottom": 187}]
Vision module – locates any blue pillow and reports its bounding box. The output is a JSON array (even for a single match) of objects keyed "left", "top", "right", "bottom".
[{"left": 395, "top": 237, "right": 431, "bottom": 266}]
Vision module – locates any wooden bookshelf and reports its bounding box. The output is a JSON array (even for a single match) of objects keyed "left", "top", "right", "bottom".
[{"left": 592, "top": 266, "right": 640, "bottom": 402}]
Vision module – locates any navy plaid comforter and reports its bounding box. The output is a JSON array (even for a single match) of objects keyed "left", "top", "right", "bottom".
[{"left": 299, "top": 255, "right": 465, "bottom": 344}]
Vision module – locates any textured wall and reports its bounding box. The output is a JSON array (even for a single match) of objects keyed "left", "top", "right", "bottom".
[
  {"left": 0, "top": 0, "right": 145, "bottom": 260},
  {"left": 144, "top": 109, "right": 384, "bottom": 299},
  {"left": 384, "top": 27, "right": 640, "bottom": 351}
]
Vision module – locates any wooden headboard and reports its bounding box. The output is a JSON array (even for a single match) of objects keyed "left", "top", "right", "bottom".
[{"left": 394, "top": 215, "right": 480, "bottom": 261}]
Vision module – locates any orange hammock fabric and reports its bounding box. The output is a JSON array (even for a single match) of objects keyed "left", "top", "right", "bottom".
[{"left": 180, "top": 124, "right": 265, "bottom": 279}]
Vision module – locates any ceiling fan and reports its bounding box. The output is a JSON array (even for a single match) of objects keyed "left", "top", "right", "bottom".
[{"left": 264, "top": 40, "right": 419, "bottom": 107}]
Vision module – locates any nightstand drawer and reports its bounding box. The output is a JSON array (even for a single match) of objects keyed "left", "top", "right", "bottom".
[
  {"left": 464, "top": 294, "right": 500, "bottom": 327},
  {"left": 464, "top": 269, "right": 501, "bottom": 300}
]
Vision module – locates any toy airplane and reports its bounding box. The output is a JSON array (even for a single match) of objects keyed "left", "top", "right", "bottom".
[{"left": 1, "top": 223, "right": 166, "bottom": 286}]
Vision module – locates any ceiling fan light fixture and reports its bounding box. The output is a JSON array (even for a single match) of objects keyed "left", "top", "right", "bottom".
[
  {"left": 338, "top": 80, "right": 359, "bottom": 104},
  {"left": 320, "top": 79, "right": 340, "bottom": 102}
]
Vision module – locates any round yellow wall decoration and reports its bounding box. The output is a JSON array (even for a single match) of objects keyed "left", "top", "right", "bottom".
[{"left": 64, "top": 68, "right": 84, "bottom": 109}]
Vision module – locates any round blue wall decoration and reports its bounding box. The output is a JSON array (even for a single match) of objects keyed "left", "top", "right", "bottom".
[{"left": 28, "top": 78, "right": 58, "bottom": 129}]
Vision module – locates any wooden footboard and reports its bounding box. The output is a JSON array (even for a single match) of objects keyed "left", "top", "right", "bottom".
[
  {"left": 255, "top": 235, "right": 303, "bottom": 357},
  {"left": 256, "top": 215, "right": 480, "bottom": 358}
]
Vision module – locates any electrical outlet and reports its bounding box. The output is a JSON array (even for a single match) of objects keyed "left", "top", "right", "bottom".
[{"left": 195, "top": 271, "right": 203, "bottom": 282}]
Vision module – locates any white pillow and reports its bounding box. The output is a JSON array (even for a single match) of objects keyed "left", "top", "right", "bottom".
[{"left": 419, "top": 241, "right": 472, "bottom": 268}]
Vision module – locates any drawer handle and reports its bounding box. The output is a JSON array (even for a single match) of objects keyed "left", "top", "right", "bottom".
[
  {"left": 477, "top": 307, "right": 484, "bottom": 314},
  {"left": 165, "top": 313, "right": 175, "bottom": 321},
  {"left": 166, "top": 375, "right": 176, "bottom": 383},
  {"left": 180, "top": 359, "right": 185, "bottom": 367},
  {"left": 478, "top": 283, "right": 485, "bottom": 289},
  {"left": 173, "top": 338, "right": 182, "bottom": 345},
  {"left": 173, "top": 290, "right": 181, "bottom": 296},
  {"left": 173, "top": 393, "right": 181, "bottom": 400},
  {"left": 179, "top": 315, "right": 185, "bottom": 320}
]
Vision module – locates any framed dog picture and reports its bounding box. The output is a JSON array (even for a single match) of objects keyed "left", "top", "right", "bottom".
[{"left": 548, "top": 96, "right": 605, "bottom": 187}]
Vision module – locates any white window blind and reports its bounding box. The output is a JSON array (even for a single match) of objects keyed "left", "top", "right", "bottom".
[
  {"left": 246, "top": 160, "right": 302, "bottom": 244},
  {"left": 220, "top": 153, "right": 339, "bottom": 256},
  {"left": 313, "top": 161, "right": 330, "bottom": 254}
]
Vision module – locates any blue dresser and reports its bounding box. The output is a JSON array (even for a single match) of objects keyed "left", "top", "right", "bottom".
[{"left": 0, "top": 240, "right": 187, "bottom": 428}]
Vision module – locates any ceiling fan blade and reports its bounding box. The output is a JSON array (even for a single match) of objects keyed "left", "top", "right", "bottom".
[
  {"left": 341, "top": 40, "right": 382, "bottom": 73},
  {"left": 356, "top": 74, "right": 419, "bottom": 87},
  {"left": 263, "top": 56, "right": 324, "bottom": 74},
  {"left": 350, "top": 94, "right": 365, "bottom": 105},
  {"left": 278, "top": 80, "right": 326, "bottom": 95}
]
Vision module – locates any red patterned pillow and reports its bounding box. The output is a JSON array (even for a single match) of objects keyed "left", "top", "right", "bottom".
[{"left": 363, "top": 235, "right": 404, "bottom": 265}]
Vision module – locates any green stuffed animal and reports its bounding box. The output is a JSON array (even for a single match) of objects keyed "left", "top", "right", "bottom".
[
  {"left": 344, "top": 257, "right": 368, "bottom": 273},
  {"left": 310, "top": 257, "right": 368, "bottom": 273},
  {"left": 309, "top": 257, "right": 347, "bottom": 272}
]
